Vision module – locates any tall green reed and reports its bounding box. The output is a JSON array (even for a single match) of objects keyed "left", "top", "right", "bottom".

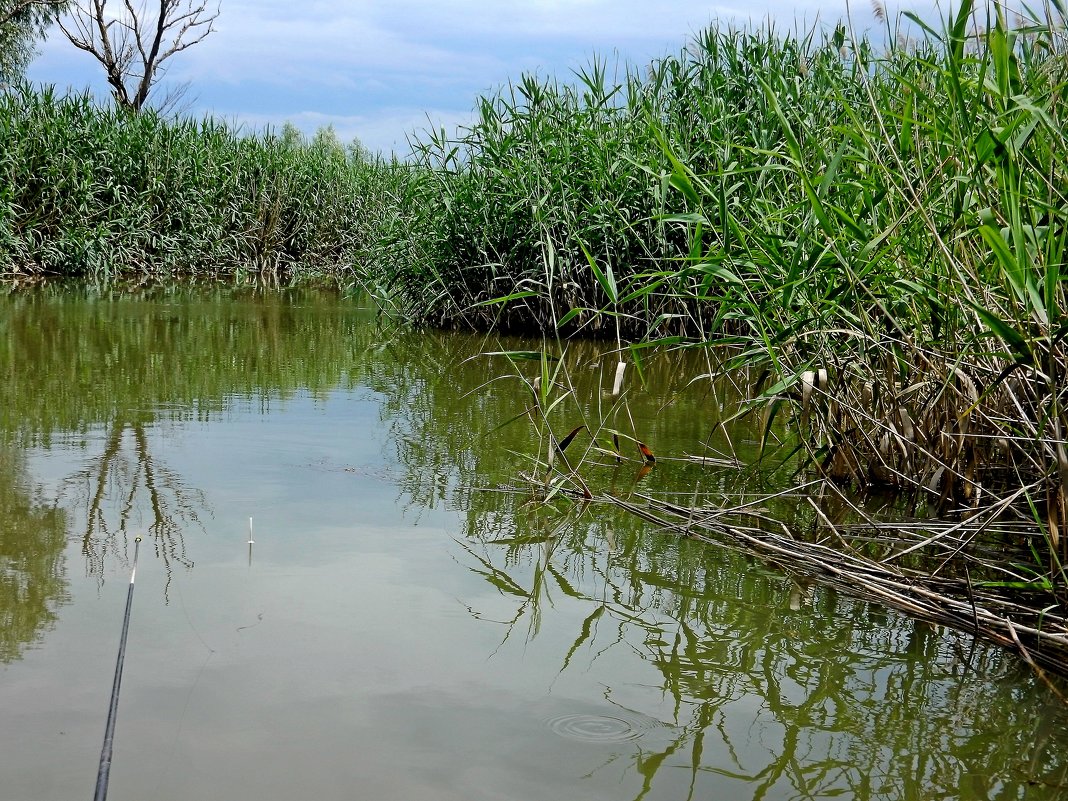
[
  {"left": 652, "top": 1, "right": 1068, "bottom": 572},
  {"left": 378, "top": 2, "right": 1067, "bottom": 586},
  {"left": 0, "top": 85, "right": 396, "bottom": 282}
]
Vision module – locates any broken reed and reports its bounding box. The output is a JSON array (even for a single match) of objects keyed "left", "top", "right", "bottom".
[
  {"left": 382, "top": 2, "right": 1068, "bottom": 585},
  {"left": 0, "top": 84, "right": 402, "bottom": 282},
  {"left": 609, "top": 490, "right": 1068, "bottom": 677}
]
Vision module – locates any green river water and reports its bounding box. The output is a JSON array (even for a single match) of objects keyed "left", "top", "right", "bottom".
[{"left": 1, "top": 285, "right": 1067, "bottom": 800}]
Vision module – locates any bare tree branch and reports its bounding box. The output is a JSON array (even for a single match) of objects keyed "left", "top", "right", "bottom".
[{"left": 58, "top": 0, "right": 218, "bottom": 111}]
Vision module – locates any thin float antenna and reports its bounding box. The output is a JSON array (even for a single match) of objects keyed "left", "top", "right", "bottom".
[{"left": 94, "top": 535, "right": 142, "bottom": 801}]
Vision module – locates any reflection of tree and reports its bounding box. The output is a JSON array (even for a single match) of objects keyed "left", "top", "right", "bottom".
[
  {"left": 63, "top": 417, "right": 202, "bottom": 583},
  {"left": 456, "top": 493, "right": 1068, "bottom": 801},
  {"left": 0, "top": 444, "right": 69, "bottom": 664},
  {"left": 0, "top": 285, "right": 380, "bottom": 581}
]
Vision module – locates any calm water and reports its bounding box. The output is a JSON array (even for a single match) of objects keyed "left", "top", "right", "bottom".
[{"left": 2, "top": 286, "right": 1067, "bottom": 801}]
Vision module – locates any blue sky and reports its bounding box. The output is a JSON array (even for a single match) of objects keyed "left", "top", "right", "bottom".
[{"left": 27, "top": 0, "right": 940, "bottom": 156}]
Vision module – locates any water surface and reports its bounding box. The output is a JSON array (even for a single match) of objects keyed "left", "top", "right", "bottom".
[{"left": 1, "top": 286, "right": 1066, "bottom": 800}]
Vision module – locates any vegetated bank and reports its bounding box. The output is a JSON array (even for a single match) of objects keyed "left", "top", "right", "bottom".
[
  {"left": 2, "top": 1, "right": 1066, "bottom": 672},
  {"left": 0, "top": 84, "right": 406, "bottom": 285},
  {"left": 365, "top": 2, "right": 1068, "bottom": 673}
]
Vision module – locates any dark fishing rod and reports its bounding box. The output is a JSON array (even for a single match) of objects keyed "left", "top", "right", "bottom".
[{"left": 94, "top": 536, "right": 142, "bottom": 801}]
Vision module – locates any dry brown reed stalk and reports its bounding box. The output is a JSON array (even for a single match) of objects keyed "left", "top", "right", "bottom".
[
  {"left": 603, "top": 488, "right": 1068, "bottom": 677},
  {"left": 791, "top": 338, "right": 1068, "bottom": 531}
]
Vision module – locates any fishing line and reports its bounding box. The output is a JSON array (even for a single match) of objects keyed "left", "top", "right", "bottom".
[
  {"left": 150, "top": 551, "right": 219, "bottom": 799},
  {"left": 93, "top": 535, "right": 142, "bottom": 801},
  {"left": 154, "top": 522, "right": 257, "bottom": 797},
  {"left": 150, "top": 641, "right": 215, "bottom": 799}
]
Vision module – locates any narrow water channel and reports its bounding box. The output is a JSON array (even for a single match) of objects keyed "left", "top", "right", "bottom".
[{"left": 2, "top": 286, "right": 1067, "bottom": 800}]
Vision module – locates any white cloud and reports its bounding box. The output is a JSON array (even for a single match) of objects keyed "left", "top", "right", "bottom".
[{"left": 28, "top": 0, "right": 947, "bottom": 155}]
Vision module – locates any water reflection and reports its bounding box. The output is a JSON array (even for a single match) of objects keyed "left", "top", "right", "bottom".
[
  {"left": 0, "top": 284, "right": 373, "bottom": 446},
  {"left": 368, "top": 325, "right": 784, "bottom": 520},
  {"left": 456, "top": 495, "right": 1068, "bottom": 799},
  {"left": 0, "top": 445, "right": 68, "bottom": 663},
  {"left": 1, "top": 286, "right": 1067, "bottom": 799},
  {"left": 0, "top": 285, "right": 379, "bottom": 582},
  {"left": 62, "top": 417, "right": 201, "bottom": 580}
]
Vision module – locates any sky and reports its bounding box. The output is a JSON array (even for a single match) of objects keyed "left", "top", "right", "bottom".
[{"left": 26, "top": 0, "right": 942, "bottom": 157}]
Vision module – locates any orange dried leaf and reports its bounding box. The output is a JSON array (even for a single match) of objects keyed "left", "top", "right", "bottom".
[{"left": 637, "top": 441, "right": 656, "bottom": 464}]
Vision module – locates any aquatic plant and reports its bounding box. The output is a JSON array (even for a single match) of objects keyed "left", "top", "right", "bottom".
[
  {"left": 650, "top": 1, "right": 1068, "bottom": 558},
  {"left": 380, "top": 1, "right": 1067, "bottom": 582},
  {"left": 0, "top": 85, "right": 400, "bottom": 282}
]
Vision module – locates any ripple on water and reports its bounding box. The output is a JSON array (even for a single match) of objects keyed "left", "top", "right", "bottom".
[{"left": 545, "top": 713, "right": 643, "bottom": 744}]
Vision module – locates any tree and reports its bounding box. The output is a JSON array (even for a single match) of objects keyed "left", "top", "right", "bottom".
[
  {"left": 347, "top": 134, "right": 371, "bottom": 163},
  {"left": 279, "top": 120, "right": 305, "bottom": 149},
  {"left": 0, "top": 0, "right": 67, "bottom": 82},
  {"left": 311, "top": 123, "right": 344, "bottom": 156},
  {"left": 59, "top": 0, "right": 219, "bottom": 111}
]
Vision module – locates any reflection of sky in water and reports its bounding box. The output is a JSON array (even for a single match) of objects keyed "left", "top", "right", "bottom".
[{"left": 2, "top": 294, "right": 1068, "bottom": 800}]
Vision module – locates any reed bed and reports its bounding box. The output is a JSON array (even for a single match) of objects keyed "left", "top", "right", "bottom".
[
  {"left": 379, "top": 20, "right": 887, "bottom": 333},
  {"left": 372, "top": 2, "right": 1068, "bottom": 607},
  {"left": 0, "top": 84, "right": 402, "bottom": 282},
  {"left": 671, "top": 1, "right": 1068, "bottom": 569}
]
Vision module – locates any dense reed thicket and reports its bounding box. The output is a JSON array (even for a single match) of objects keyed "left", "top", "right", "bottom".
[
  {"left": 382, "top": 6, "right": 1066, "bottom": 340},
  {"left": 374, "top": 23, "right": 870, "bottom": 333},
  {"left": 366, "top": 1, "right": 1068, "bottom": 601},
  {"left": 3, "top": 0, "right": 1068, "bottom": 631},
  {"left": 0, "top": 85, "right": 401, "bottom": 282},
  {"left": 655, "top": 3, "right": 1068, "bottom": 531}
]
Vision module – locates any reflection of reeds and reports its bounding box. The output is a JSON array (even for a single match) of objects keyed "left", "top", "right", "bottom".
[
  {"left": 477, "top": 343, "right": 673, "bottom": 507},
  {"left": 455, "top": 482, "right": 1068, "bottom": 797},
  {"left": 0, "top": 444, "right": 69, "bottom": 664}
]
